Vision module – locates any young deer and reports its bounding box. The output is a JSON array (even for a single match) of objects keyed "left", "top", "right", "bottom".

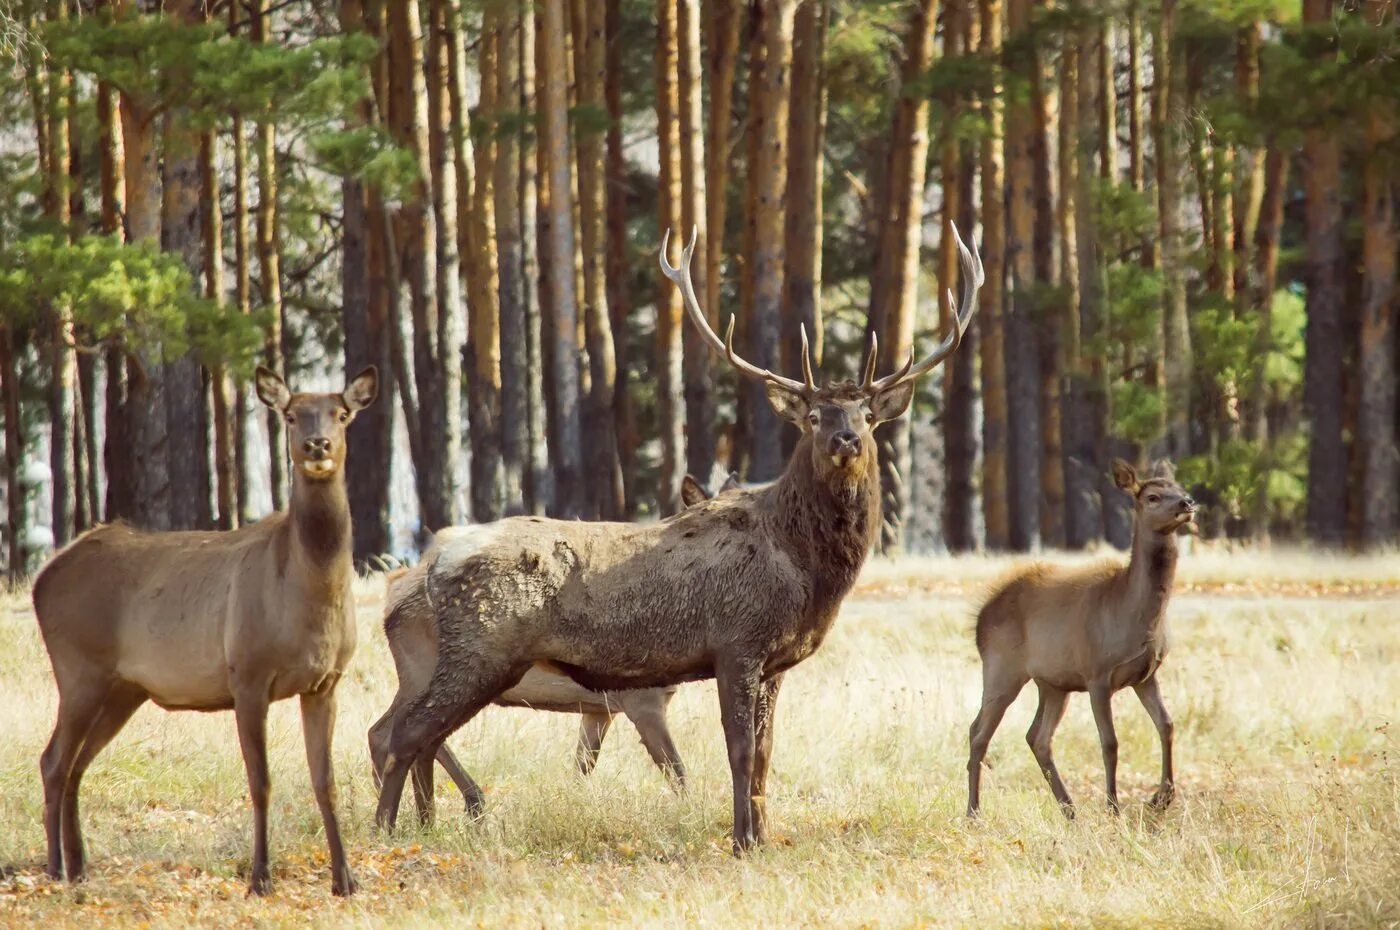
[
  {"left": 371, "top": 226, "right": 983, "bottom": 852},
  {"left": 32, "top": 367, "right": 377, "bottom": 896},
  {"left": 966, "top": 459, "right": 1195, "bottom": 818}
]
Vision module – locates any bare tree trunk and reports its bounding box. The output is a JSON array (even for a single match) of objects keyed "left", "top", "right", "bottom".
[
  {"left": 1359, "top": 0, "right": 1395, "bottom": 547},
  {"left": 735, "top": 8, "right": 765, "bottom": 479},
  {"left": 493, "top": 1, "right": 527, "bottom": 515},
  {"left": 1154, "top": 0, "right": 1191, "bottom": 461},
  {"left": 520, "top": 5, "right": 550, "bottom": 515},
  {"left": 1, "top": 327, "right": 26, "bottom": 580},
  {"left": 541, "top": 0, "right": 585, "bottom": 517},
  {"left": 605, "top": 0, "right": 636, "bottom": 516},
  {"left": 1004, "top": 0, "right": 1040, "bottom": 551},
  {"left": 45, "top": 0, "right": 76, "bottom": 547},
  {"left": 575, "top": 0, "right": 624, "bottom": 518},
  {"left": 202, "top": 131, "right": 236, "bottom": 531},
  {"left": 1060, "top": 34, "right": 1089, "bottom": 549},
  {"left": 979, "top": 0, "right": 1009, "bottom": 551},
  {"left": 1030, "top": 4, "right": 1062, "bottom": 549},
  {"left": 656, "top": 0, "right": 685, "bottom": 513},
  {"left": 97, "top": 1, "right": 130, "bottom": 523},
  {"left": 784, "top": 0, "right": 827, "bottom": 411},
  {"left": 680, "top": 0, "right": 716, "bottom": 487}
]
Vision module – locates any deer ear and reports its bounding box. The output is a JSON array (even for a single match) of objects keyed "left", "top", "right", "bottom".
[
  {"left": 344, "top": 366, "right": 379, "bottom": 412},
  {"left": 869, "top": 381, "right": 915, "bottom": 423},
  {"left": 680, "top": 474, "right": 709, "bottom": 508},
  {"left": 719, "top": 472, "right": 741, "bottom": 493},
  {"left": 1112, "top": 458, "right": 1140, "bottom": 494},
  {"left": 1150, "top": 458, "right": 1176, "bottom": 481},
  {"left": 765, "top": 381, "right": 809, "bottom": 425},
  {"left": 255, "top": 366, "right": 291, "bottom": 411}
]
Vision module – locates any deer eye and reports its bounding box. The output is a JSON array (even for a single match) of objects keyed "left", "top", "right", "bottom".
[
  {"left": 285, "top": 412, "right": 296, "bottom": 424},
  {"left": 1147, "top": 494, "right": 1160, "bottom": 503},
  {"left": 807, "top": 412, "right": 819, "bottom": 426},
  {"left": 865, "top": 412, "right": 875, "bottom": 424},
  {"left": 339, "top": 411, "right": 350, "bottom": 423}
]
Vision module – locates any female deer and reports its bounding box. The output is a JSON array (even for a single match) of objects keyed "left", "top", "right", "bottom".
[
  {"left": 966, "top": 459, "right": 1195, "bottom": 817},
  {"left": 33, "top": 367, "right": 376, "bottom": 896}
]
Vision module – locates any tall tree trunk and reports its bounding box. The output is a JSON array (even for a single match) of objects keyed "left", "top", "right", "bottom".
[
  {"left": 494, "top": 1, "right": 527, "bottom": 514},
  {"left": 45, "top": 0, "right": 76, "bottom": 547},
  {"left": 203, "top": 131, "right": 236, "bottom": 531},
  {"left": 1154, "top": 0, "right": 1191, "bottom": 460},
  {"left": 942, "top": 0, "right": 978, "bottom": 552},
  {"left": 1004, "top": 0, "right": 1040, "bottom": 551},
  {"left": 1358, "top": 0, "right": 1395, "bottom": 548},
  {"left": 520, "top": 5, "right": 550, "bottom": 515},
  {"left": 541, "top": 0, "right": 585, "bottom": 517},
  {"left": 785, "top": 0, "right": 827, "bottom": 366},
  {"left": 342, "top": 0, "right": 392, "bottom": 560},
  {"left": 656, "top": 0, "right": 685, "bottom": 513},
  {"left": 575, "top": 0, "right": 624, "bottom": 517},
  {"left": 680, "top": 0, "right": 716, "bottom": 487},
  {"left": 979, "top": 0, "right": 1009, "bottom": 550},
  {"left": 1127, "top": 4, "right": 1144, "bottom": 194},
  {"left": 1, "top": 327, "right": 25, "bottom": 579},
  {"left": 1301, "top": 0, "right": 1346, "bottom": 546},
  {"left": 1030, "top": 3, "right": 1062, "bottom": 549},
  {"left": 1244, "top": 144, "right": 1286, "bottom": 538},
  {"left": 734, "top": 7, "right": 765, "bottom": 479},
  {"left": 97, "top": 1, "right": 130, "bottom": 523},
  {"left": 250, "top": 0, "right": 286, "bottom": 511},
  {"left": 1060, "top": 33, "right": 1090, "bottom": 549},
  {"left": 605, "top": 0, "right": 636, "bottom": 516}
]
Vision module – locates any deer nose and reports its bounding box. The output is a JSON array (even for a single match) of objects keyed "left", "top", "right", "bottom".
[
  {"left": 1181, "top": 496, "right": 1196, "bottom": 512},
  {"left": 303, "top": 437, "right": 332, "bottom": 459},
  {"left": 830, "top": 430, "right": 861, "bottom": 458}
]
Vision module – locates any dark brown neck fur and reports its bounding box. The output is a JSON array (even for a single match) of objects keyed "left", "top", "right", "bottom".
[
  {"left": 1125, "top": 520, "right": 1179, "bottom": 625},
  {"left": 764, "top": 434, "right": 880, "bottom": 609},
  {"left": 288, "top": 473, "right": 352, "bottom": 569}
]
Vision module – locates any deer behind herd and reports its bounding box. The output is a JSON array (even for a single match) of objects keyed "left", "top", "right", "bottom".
[{"left": 27, "top": 225, "right": 1197, "bottom": 897}]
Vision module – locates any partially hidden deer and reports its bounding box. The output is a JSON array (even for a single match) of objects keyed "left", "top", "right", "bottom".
[
  {"left": 32, "top": 366, "right": 377, "bottom": 896},
  {"left": 370, "top": 225, "right": 983, "bottom": 852},
  {"left": 366, "top": 473, "right": 743, "bottom": 820},
  {"left": 966, "top": 459, "right": 1196, "bottom": 818}
]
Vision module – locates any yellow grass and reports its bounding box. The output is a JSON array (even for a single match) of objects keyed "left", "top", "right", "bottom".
[{"left": 1, "top": 552, "right": 1397, "bottom": 928}]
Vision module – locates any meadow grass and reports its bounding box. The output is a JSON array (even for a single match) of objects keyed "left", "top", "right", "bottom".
[{"left": 0, "top": 552, "right": 1396, "bottom": 928}]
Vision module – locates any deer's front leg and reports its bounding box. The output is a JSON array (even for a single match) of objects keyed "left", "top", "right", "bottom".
[
  {"left": 1133, "top": 676, "right": 1175, "bottom": 810},
  {"left": 750, "top": 673, "right": 785, "bottom": 845},
  {"left": 1088, "top": 684, "right": 1120, "bottom": 814},
  {"left": 301, "top": 688, "right": 357, "bottom": 896},
  {"left": 233, "top": 688, "right": 273, "bottom": 896},
  {"left": 716, "top": 657, "right": 762, "bottom": 855}
]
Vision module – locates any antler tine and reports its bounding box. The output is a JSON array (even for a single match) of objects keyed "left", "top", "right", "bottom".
[
  {"left": 658, "top": 226, "right": 809, "bottom": 394},
  {"left": 799, "top": 324, "right": 816, "bottom": 392},
  {"left": 860, "top": 331, "right": 879, "bottom": 388},
  {"left": 868, "top": 222, "right": 985, "bottom": 392}
]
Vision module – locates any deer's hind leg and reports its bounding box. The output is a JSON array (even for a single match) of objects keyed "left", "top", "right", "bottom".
[
  {"left": 574, "top": 711, "right": 613, "bottom": 776},
  {"left": 1133, "top": 676, "right": 1175, "bottom": 810},
  {"left": 1026, "top": 682, "right": 1074, "bottom": 817},
  {"left": 966, "top": 665, "right": 1026, "bottom": 817},
  {"left": 620, "top": 691, "right": 687, "bottom": 788},
  {"left": 40, "top": 676, "right": 115, "bottom": 880},
  {"left": 434, "top": 743, "right": 486, "bottom": 816},
  {"left": 60, "top": 684, "right": 147, "bottom": 882},
  {"left": 375, "top": 656, "right": 530, "bottom": 833}
]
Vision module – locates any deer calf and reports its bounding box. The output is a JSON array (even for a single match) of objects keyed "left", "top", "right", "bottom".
[
  {"left": 966, "top": 459, "right": 1195, "bottom": 818},
  {"left": 33, "top": 367, "right": 376, "bottom": 896}
]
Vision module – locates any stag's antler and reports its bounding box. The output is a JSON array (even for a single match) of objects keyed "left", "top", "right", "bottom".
[
  {"left": 864, "top": 222, "right": 985, "bottom": 393},
  {"left": 659, "top": 227, "right": 817, "bottom": 395}
]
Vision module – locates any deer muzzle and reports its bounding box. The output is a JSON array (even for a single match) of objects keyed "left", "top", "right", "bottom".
[{"left": 828, "top": 431, "right": 862, "bottom": 469}]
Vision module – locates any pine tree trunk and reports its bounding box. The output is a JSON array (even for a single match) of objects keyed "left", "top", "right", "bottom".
[
  {"left": 656, "top": 0, "right": 686, "bottom": 513},
  {"left": 1030, "top": 4, "right": 1062, "bottom": 549},
  {"left": 541, "top": 0, "right": 585, "bottom": 517},
  {"left": 230, "top": 0, "right": 253, "bottom": 522},
  {"left": 979, "top": 0, "right": 1009, "bottom": 551},
  {"left": 1004, "top": 0, "right": 1041, "bottom": 551},
  {"left": 735, "top": 8, "right": 765, "bottom": 479},
  {"left": 1, "top": 326, "right": 25, "bottom": 579},
  {"left": 1060, "top": 34, "right": 1092, "bottom": 549},
  {"left": 1300, "top": 0, "right": 1346, "bottom": 546},
  {"left": 96, "top": 8, "right": 130, "bottom": 523},
  {"left": 202, "top": 131, "right": 236, "bottom": 531},
  {"left": 1154, "top": 0, "right": 1191, "bottom": 461},
  {"left": 340, "top": 0, "right": 392, "bottom": 560},
  {"left": 1358, "top": 0, "right": 1395, "bottom": 548},
  {"left": 520, "top": 6, "right": 550, "bottom": 515},
  {"left": 606, "top": 0, "right": 636, "bottom": 516},
  {"left": 575, "top": 0, "right": 624, "bottom": 518},
  {"left": 45, "top": 0, "right": 76, "bottom": 547},
  {"left": 680, "top": 0, "right": 717, "bottom": 487}
]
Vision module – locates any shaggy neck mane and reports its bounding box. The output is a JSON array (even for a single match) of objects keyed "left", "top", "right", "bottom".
[{"left": 764, "top": 432, "right": 880, "bottom": 608}]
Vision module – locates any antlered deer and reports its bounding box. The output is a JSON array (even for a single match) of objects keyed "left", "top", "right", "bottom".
[
  {"left": 371, "top": 226, "right": 983, "bottom": 852},
  {"left": 32, "top": 366, "right": 377, "bottom": 896},
  {"left": 966, "top": 459, "right": 1195, "bottom": 818}
]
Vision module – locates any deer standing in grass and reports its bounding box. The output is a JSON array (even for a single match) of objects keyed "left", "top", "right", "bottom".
[
  {"left": 32, "top": 366, "right": 377, "bottom": 897},
  {"left": 966, "top": 459, "right": 1195, "bottom": 818},
  {"left": 371, "top": 226, "right": 983, "bottom": 851},
  {"left": 369, "top": 472, "right": 742, "bottom": 820}
]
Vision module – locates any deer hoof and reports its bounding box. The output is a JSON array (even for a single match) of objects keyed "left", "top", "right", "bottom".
[
  {"left": 331, "top": 869, "right": 359, "bottom": 897},
  {"left": 1149, "top": 786, "right": 1175, "bottom": 811},
  {"left": 1059, "top": 802, "right": 1077, "bottom": 821},
  {"left": 247, "top": 871, "right": 273, "bottom": 897}
]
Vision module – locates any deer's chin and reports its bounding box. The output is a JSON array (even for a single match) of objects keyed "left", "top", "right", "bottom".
[{"left": 301, "top": 459, "right": 339, "bottom": 480}]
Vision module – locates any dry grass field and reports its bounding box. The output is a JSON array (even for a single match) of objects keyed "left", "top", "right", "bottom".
[{"left": 1, "top": 550, "right": 1397, "bottom": 928}]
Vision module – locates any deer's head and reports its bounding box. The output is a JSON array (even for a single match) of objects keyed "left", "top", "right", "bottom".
[
  {"left": 256, "top": 366, "right": 379, "bottom": 482},
  {"left": 1113, "top": 459, "right": 1196, "bottom": 534},
  {"left": 661, "top": 225, "right": 984, "bottom": 493}
]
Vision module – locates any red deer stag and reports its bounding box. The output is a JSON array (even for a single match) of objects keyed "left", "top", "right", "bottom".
[
  {"left": 33, "top": 366, "right": 377, "bottom": 896},
  {"left": 371, "top": 226, "right": 983, "bottom": 852},
  {"left": 966, "top": 459, "right": 1195, "bottom": 818},
  {"left": 368, "top": 472, "right": 733, "bottom": 821}
]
